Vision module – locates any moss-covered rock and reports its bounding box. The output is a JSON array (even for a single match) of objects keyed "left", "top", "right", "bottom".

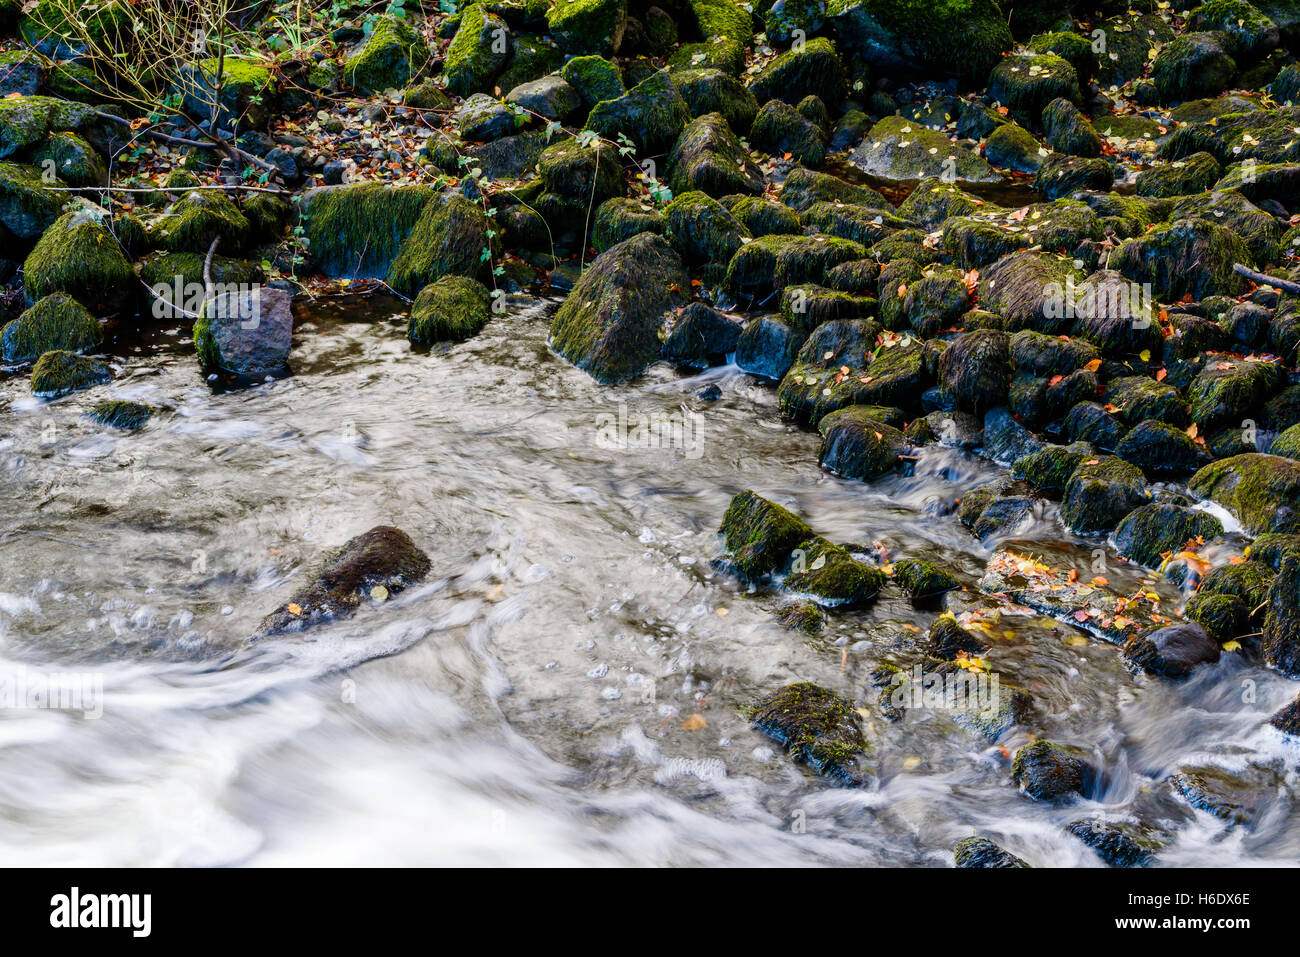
[
  {"left": 1, "top": 292, "right": 101, "bottom": 363},
  {"left": 585, "top": 69, "right": 690, "bottom": 154},
  {"left": 387, "top": 191, "right": 489, "bottom": 296},
  {"left": 1012, "top": 739, "right": 1093, "bottom": 802},
  {"left": 1061, "top": 454, "right": 1150, "bottom": 534},
  {"left": 990, "top": 53, "right": 1080, "bottom": 127},
  {"left": 29, "top": 348, "right": 111, "bottom": 397},
  {"left": 591, "top": 197, "right": 665, "bottom": 252},
  {"left": 895, "top": 558, "right": 960, "bottom": 598},
  {"left": 750, "top": 99, "right": 827, "bottom": 168},
  {"left": 444, "top": 6, "right": 510, "bottom": 97},
  {"left": 0, "top": 160, "right": 64, "bottom": 238},
  {"left": 178, "top": 56, "right": 276, "bottom": 132},
  {"left": 664, "top": 190, "right": 750, "bottom": 264},
  {"left": 1117, "top": 419, "right": 1214, "bottom": 477},
  {"left": 23, "top": 209, "right": 133, "bottom": 312},
  {"left": 938, "top": 329, "right": 1010, "bottom": 414},
  {"left": 85, "top": 399, "right": 152, "bottom": 430},
  {"left": 547, "top": 0, "right": 627, "bottom": 56},
  {"left": 1169, "top": 189, "right": 1283, "bottom": 266},
  {"left": 953, "top": 836, "right": 1030, "bottom": 868},
  {"left": 1042, "top": 98, "right": 1100, "bottom": 157},
  {"left": 1112, "top": 218, "right": 1251, "bottom": 302},
  {"left": 828, "top": 0, "right": 1012, "bottom": 83},
  {"left": 984, "top": 121, "right": 1048, "bottom": 173},
  {"left": 1189, "top": 453, "right": 1300, "bottom": 534},
  {"left": 747, "top": 36, "right": 846, "bottom": 107},
  {"left": 1262, "top": 554, "right": 1300, "bottom": 674},
  {"left": 777, "top": 599, "right": 826, "bottom": 634},
  {"left": 726, "top": 195, "right": 802, "bottom": 236},
  {"left": 660, "top": 302, "right": 741, "bottom": 366},
  {"left": 745, "top": 682, "right": 869, "bottom": 785},
  {"left": 850, "top": 115, "right": 1003, "bottom": 183},
  {"left": 666, "top": 112, "right": 763, "bottom": 198},
  {"left": 408, "top": 274, "right": 493, "bottom": 345},
  {"left": 1271, "top": 423, "right": 1300, "bottom": 460},
  {"left": 1185, "top": 592, "right": 1248, "bottom": 644},
  {"left": 0, "top": 94, "right": 94, "bottom": 160},
  {"left": 669, "top": 69, "right": 759, "bottom": 135},
  {"left": 344, "top": 13, "right": 430, "bottom": 93},
  {"left": 1027, "top": 30, "right": 1097, "bottom": 81},
  {"left": 784, "top": 537, "right": 885, "bottom": 606},
  {"left": 817, "top": 405, "right": 908, "bottom": 480},
  {"left": 778, "top": 322, "right": 920, "bottom": 423},
  {"left": 299, "top": 183, "right": 437, "bottom": 278},
  {"left": 1153, "top": 31, "right": 1238, "bottom": 103},
  {"left": 1034, "top": 154, "right": 1113, "bottom": 200},
  {"left": 150, "top": 190, "right": 252, "bottom": 255},
  {"left": 549, "top": 232, "right": 686, "bottom": 383},
  {"left": 1189, "top": 0, "right": 1280, "bottom": 58},
  {"left": 1064, "top": 401, "right": 1127, "bottom": 451},
  {"left": 257, "top": 526, "right": 432, "bottom": 636},
  {"left": 1113, "top": 503, "right": 1224, "bottom": 569},
  {"left": 896, "top": 177, "right": 983, "bottom": 230},
  {"left": 1135, "top": 151, "right": 1222, "bottom": 198},
  {"left": 1187, "top": 357, "right": 1285, "bottom": 433},
  {"left": 718, "top": 488, "right": 814, "bottom": 580},
  {"left": 1103, "top": 376, "right": 1189, "bottom": 428},
  {"left": 27, "top": 131, "right": 105, "bottom": 188},
  {"left": 1012, "top": 445, "right": 1086, "bottom": 496},
  {"left": 1125, "top": 620, "right": 1222, "bottom": 678},
  {"left": 561, "top": 55, "right": 626, "bottom": 106}
]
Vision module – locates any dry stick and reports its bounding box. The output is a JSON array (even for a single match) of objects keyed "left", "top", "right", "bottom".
[{"left": 1233, "top": 262, "right": 1300, "bottom": 295}]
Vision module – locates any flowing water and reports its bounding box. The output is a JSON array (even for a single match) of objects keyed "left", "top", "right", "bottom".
[{"left": 1, "top": 293, "right": 1297, "bottom": 867}]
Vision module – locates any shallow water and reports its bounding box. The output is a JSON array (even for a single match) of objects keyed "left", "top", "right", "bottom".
[{"left": 0, "top": 294, "right": 1297, "bottom": 866}]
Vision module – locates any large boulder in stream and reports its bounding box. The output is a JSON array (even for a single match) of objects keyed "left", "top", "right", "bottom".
[
  {"left": 1189, "top": 453, "right": 1300, "bottom": 535},
  {"left": 1012, "top": 739, "right": 1095, "bottom": 802},
  {"left": 549, "top": 232, "right": 688, "bottom": 383},
  {"left": 1123, "top": 622, "right": 1221, "bottom": 679},
  {"left": 1263, "top": 554, "right": 1300, "bottom": 676},
  {"left": 194, "top": 285, "right": 294, "bottom": 380},
  {"left": 718, "top": 489, "right": 813, "bottom": 581},
  {"left": 257, "top": 526, "right": 432, "bottom": 636}
]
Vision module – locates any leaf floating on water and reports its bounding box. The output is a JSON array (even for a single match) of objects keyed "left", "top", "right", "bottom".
[
  {"left": 371, "top": 585, "right": 389, "bottom": 602},
  {"left": 681, "top": 714, "right": 707, "bottom": 732},
  {"left": 287, "top": 602, "right": 302, "bottom": 616}
]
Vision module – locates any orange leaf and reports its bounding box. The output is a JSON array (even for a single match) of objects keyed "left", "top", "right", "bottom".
[
  {"left": 1156, "top": 368, "right": 1168, "bottom": 381},
  {"left": 1083, "top": 358, "right": 1102, "bottom": 372}
]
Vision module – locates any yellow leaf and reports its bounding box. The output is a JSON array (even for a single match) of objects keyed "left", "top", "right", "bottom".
[
  {"left": 1222, "top": 640, "right": 1242, "bottom": 652},
  {"left": 287, "top": 602, "right": 302, "bottom": 616},
  {"left": 370, "top": 584, "right": 389, "bottom": 601},
  {"left": 682, "top": 714, "right": 707, "bottom": 731}
]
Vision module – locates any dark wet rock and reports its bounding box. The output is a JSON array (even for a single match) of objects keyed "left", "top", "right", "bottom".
[
  {"left": 779, "top": 166, "right": 893, "bottom": 215},
  {"left": 1104, "top": 376, "right": 1189, "bottom": 428},
  {"left": 718, "top": 490, "right": 813, "bottom": 580},
  {"left": 456, "top": 94, "right": 520, "bottom": 142},
  {"left": 784, "top": 537, "right": 885, "bottom": 607},
  {"left": 725, "top": 195, "right": 802, "bottom": 237},
  {"left": 1061, "top": 455, "right": 1150, "bottom": 534},
  {"left": 1, "top": 292, "right": 101, "bottom": 363},
  {"left": 1114, "top": 503, "right": 1224, "bottom": 569},
  {"left": 894, "top": 559, "right": 960, "bottom": 599},
  {"left": 1185, "top": 592, "right": 1248, "bottom": 644},
  {"left": 0, "top": 160, "right": 65, "bottom": 238},
  {"left": 938, "top": 330, "right": 1010, "bottom": 415},
  {"left": 746, "top": 682, "right": 869, "bottom": 785},
  {"left": 1221, "top": 302, "right": 1273, "bottom": 351},
  {"left": 561, "top": 54, "right": 626, "bottom": 106},
  {"left": 777, "top": 600, "right": 826, "bottom": 635},
  {"left": 1009, "top": 368, "right": 1098, "bottom": 431},
  {"left": 817, "top": 406, "right": 908, "bottom": 480},
  {"left": 977, "top": 251, "right": 1084, "bottom": 335},
  {"left": 1065, "top": 819, "right": 1160, "bottom": 867},
  {"left": 549, "top": 233, "right": 686, "bottom": 384},
  {"left": 1153, "top": 31, "right": 1238, "bottom": 103},
  {"left": 1189, "top": 453, "right": 1300, "bottom": 534},
  {"left": 1187, "top": 357, "right": 1285, "bottom": 434},
  {"left": 829, "top": 0, "right": 1011, "bottom": 82},
  {"left": 539, "top": 136, "right": 623, "bottom": 210},
  {"left": 660, "top": 302, "right": 741, "bottom": 366},
  {"left": 1012, "top": 740, "right": 1093, "bottom": 802},
  {"left": 829, "top": 109, "right": 872, "bottom": 152},
  {"left": 1170, "top": 761, "right": 1283, "bottom": 825},
  {"left": 547, "top": 0, "right": 627, "bottom": 57},
  {"left": 1124, "top": 622, "right": 1221, "bottom": 679},
  {"left": 926, "top": 613, "right": 988, "bottom": 659},
  {"left": 983, "top": 406, "right": 1046, "bottom": 465},
  {"left": 777, "top": 325, "right": 919, "bottom": 423},
  {"left": 669, "top": 69, "right": 759, "bottom": 135},
  {"left": 923, "top": 409, "right": 984, "bottom": 448},
  {"left": 750, "top": 99, "right": 827, "bottom": 168},
  {"left": 953, "top": 836, "right": 1029, "bottom": 868},
  {"left": 1012, "top": 446, "right": 1086, "bottom": 496},
  {"left": 990, "top": 53, "right": 1080, "bottom": 127},
  {"left": 1135, "top": 151, "right": 1222, "bottom": 198},
  {"left": 984, "top": 121, "right": 1047, "bottom": 173},
  {"left": 1042, "top": 98, "right": 1100, "bottom": 157},
  {"left": 1270, "top": 689, "right": 1300, "bottom": 735},
  {"left": 849, "top": 115, "right": 1002, "bottom": 183},
  {"left": 256, "top": 526, "right": 432, "bottom": 636},
  {"left": 504, "top": 75, "right": 581, "bottom": 122},
  {"left": 194, "top": 285, "right": 293, "bottom": 379},
  {"left": 1010, "top": 330, "right": 1098, "bottom": 378},
  {"left": 896, "top": 177, "right": 983, "bottom": 231},
  {"left": 86, "top": 400, "right": 152, "bottom": 431},
  {"left": 408, "top": 275, "right": 492, "bottom": 346},
  {"left": 1117, "top": 420, "right": 1214, "bottom": 477},
  {"left": 666, "top": 112, "right": 764, "bottom": 198},
  {"left": 735, "top": 315, "right": 805, "bottom": 380},
  {"left": 586, "top": 69, "right": 690, "bottom": 154},
  {"left": 387, "top": 191, "right": 490, "bottom": 296},
  {"left": 747, "top": 36, "right": 846, "bottom": 107},
  {"left": 664, "top": 190, "right": 750, "bottom": 265},
  {"left": 29, "top": 349, "right": 111, "bottom": 397},
  {"left": 1034, "top": 154, "right": 1113, "bottom": 200},
  {"left": 1064, "top": 401, "right": 1127, "bottom": 451},
  {"left": 1263, "top": 554, "right": 1300, "bottom": 675}
]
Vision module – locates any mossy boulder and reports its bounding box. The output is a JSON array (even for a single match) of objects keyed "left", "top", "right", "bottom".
[
  {"left": 747, "top": 37, "right": 846, "bottom": 107},
  {"left": 585, "top": 69, "right": 691, "bottom": 154},
  {"left": 1170, "top": 190, "right": 1283, "bottom": 266},
  {"left": 27, "top": 131, "right": 105, "bottom": 188},
  {"left": 1027, "top": 30, "right": 1097, "bottom": 82},
  {"left": 387, "top": 191, "right": 489, "bottom": 296},
  {"left": 976, "top": 253, "right": 1084, "bottom": 334},
  {"left": 1064, "top": 401, "right": 1127, "bottom": 451},
  {"left": 1042, "top": 98, "right": 1100, "bottom": 157},
  {"left": 746, "top": 682, "right": 869, "bottom": 785},
  {"left": 718, "top": 489, "right": 813, "bottom": 580},
  {"left": 1, "top": 292, "right": 101, "bottom": 363},
  {"left": 660, "top": 302, "right": 741, "bottom": 366},
  {"left": 778, "top": 322, "right": 919, "bottom": 423},
  {"left": 850, "top": 115, "right": 1002, "bottom": 183},
  {"left": 1060, "top": 454, "right": 1150, "bottom": 534},
  {"left": 591, "top": 197, "right": 665, "bottom": 252},
  {"left": 547, "top": 0, "right": 627, "bottom": 56},
  {"left": 549, "top": 232, "right": 687, "bottom": 383},
  {"left": 150, "top": 190, "right": 252, "bottom": 255},
  {"left": 1012, "top": 446, "right": 1086, "bottom": 496},
  {"left": 257, "top": 526, "right": 432, "bottom": 636},
  {"left": 735, "top": 315, "right": 806, "bottom": 379},
  {"left": 666, "top": 112, "right": 763, "bottom": 198},
  {"left": 953, "top": 836, "right": 1029, "bottom": 868},
  {"left": 1135, "top": 151, "right": 1222, "bottom": 198},
  {"left": 784, "top": 537, "right": 885, "bottom": 606},
  {"left": 750, "top": 99, "right": 827, "bottom": 168},
  {"left": 1117, "top": 419, "right": 1214, "bottom": 477},
  {"left": 1124, "top": 622, "right": 1221, "bottom": 678},
  {"left": 1186, "top": 592, "right": 1249, "bottom": 644},
  {"left": 1103, "top": 376, "right": 1189, "bottom": 428},
  {"left": 726, "top": 195, "right": 801, "bottom": 236},
  {"left": 1113, "top": 503, "right": 1224, "bottom": 569},
  {"left": 779, "top": 166, "right": 892, "bottom": 214},
  {"left": 1189, "top": 453, "right": 1300, "bottom": 534},
  {"left": 1153, "top": 31, "right": 1238, "bottom": 103},
  {"left": 895, "top": 558, "right": 960, "bottom": 598},
  {"left": 344, "top": 13, "right": 431, "bottom": 93},
  {"left": 984, "top": 121, "right": 1048, "bottom": 173},
  {"left": 664, "top": 190, "right": 750, "bottom": 265},
  {"left": 0, "top": 160, "right": 64, "bottom": 238},
  {"left": 938, "top": 330, "right": 1010, "bottom": 414},
  {"left": 1187, "top": 357, "right": 1285, "bottom": 433},
  {"left": 178, "top": 56, "right": 277, "bottom": 132},
  {"left": 669, "top": 69, "right": 759, "bottom": 135},
  {"left": 989, "top": 53, "right": 1080, "bottom": 127},
  {"left": 409, "top": 275, "right": 493, "bottom": 345},
  {"left": 828, "top": 0, "right": 1012, "bottom": 83},
  {"left": 1263, "top": 555, "right": 1300, "bottom": 674},
  {"left": 1012, "top": 739, "right": 1093, "bottom": 802},
  {"left": 18, "top": 0, "right": 131, "bottom": 58},
  {"left": 444, "top": 5, "right": 510, "bottom": 96},
  {"left": 817, "top": 405, "right": 908, "bottom": 480},
  {"left": 560, "top": 55, "right": 626, "bottom": 106},
  {"left": 1189, "top": 0, "right": 1280, "bottom": 58},
  {"left": 1112, "top": 218, "right": 1251, "bottom": 302},
  {"left": 86, "top": 400, "right": 152, "bottom": 430},
  {"left": 0, "top": 94, "right": 94, "bottom": 159},
  {"left": 298, "top": 183, "right": 437, "bottom": 278},
  {"left": 1271, "top": 423, "right": 1300, "bottom": 460},
  {"left": 1034, "top": 154, "right": 1113, "bottom": 200},
  {"left": 29, "top": 349, "right": 111, "bottom": 397},
  {"left": 23, "top": 209, "right": 133, "bottom": 312}
]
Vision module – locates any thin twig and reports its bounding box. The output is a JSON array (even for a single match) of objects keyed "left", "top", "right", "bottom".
[{"left": 1233, "top": 262, "right": 1300, "bottom": 295}]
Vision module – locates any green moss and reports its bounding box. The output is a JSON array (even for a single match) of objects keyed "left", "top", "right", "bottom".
[
  {"left": 0, "top": 94, "right": 94, "bottom": 159},
  {"left": 1, "top": 292, "right": 101, "bottom": 363},
  {"left": 1112, "top": 218, "right": 1251, "bottom": 301},
  {"left": 0, "top": 160, "right": 64, "bottom": 238},
  {"left": 1199, "top": 559, "right": 1275, "bottom": 611},
  {"left": 1012, "top": 739, "right": 1089, "bottom": 802},
  {"left": 586, "top": 69, "right": 691, "bottom": 154},
  {"left": 776, "top": 600, "right": 826, "bottom": 634},
  {"left": 817, "top": 404, "right": 909, "bottom": 479},
  {"left": 783, "top": 536, "right": 885, "bottom": 606},
  {"left": 592, "top": 197, "right": 665, "bottom": 252},
  {"left": 19, "top": 0, "right": 132, "bottom": 57},
  {"left": 86, "top": 399, "right": 152, "bottom": 430},
  {"left": 664, "top": 190, "right": 750, "bottom": 264},
  {"left": 29, "top": 132, "right": 106, "bottom": 188},
  {"left": 344, "top": 13, "right": 431, "bottom": 93},
  {"left": 386, "top": 192, "right": 489, "bottom": 296},
  {"left": 953, "top": 836, "right": 1030, "bottom": 868},
  {"left": 138, "top": 250, "right": 262, "bottom": 294},
  {"left": 1135, "top": 151, "right": 1222, "bottom": 198},
  {"left": 300, "top": 182, "right": 437, "bottom": 277},
  {"left": 1027, "top": 31, "right": 1097, "bottom": 82},
  {"left": 689, "top": 0, "right": 753, "bottom": 42},
  {"left": 1061, "top": 455, "right": 1151, "bottom": 534},
  {"left": 444, "top": 5, "right": 508, "bottom": 96},
  {"left": 560, "top": 56, "right": 626, "bottom": 106},
  {"left": 1152, "top": 32, "right": 1238, "bottom": 103},
  {"left": 150, "top": 190, "right": 251, "bottom": 254},
  {"left": 894, "top": 558, "right": 960, "bottom": 598},
  {"left": 744, "top": 681, "right": 868, "bottom": 783},
  {"left": 726, "top": 195, "right": 801, "bottom": 236},
  {"left": 747, "top": 36, "right": 845, "bottom": 106},
  {"left": 1263, "top": 554, "right": 1300, "bottom": 675},
  {"left": 668, "top": 38, "right": 747, "bottom": 76},
  {"left": 548, "top": 0, "right": 628, "bottom": 56},
  {"left": 29, "top": 349, "right": 111, "bottom": 397},
  {"left": 1189, "top": 453, "right": 1300, "bottom": 534},
  {"left": 408, "top": 274, "right": 493, "bottom": 344},
  {"left": 23, "top": 209, "right": 133, "bottom": 311},
  {"left": 718, "top": 488, "right": 814, "bottom": 581},
  {"left": 989, "top": 53, "right": 1081, "bottom": 125}
]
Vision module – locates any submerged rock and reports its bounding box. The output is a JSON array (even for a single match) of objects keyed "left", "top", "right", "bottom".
[
  {"left": 1123, "top": 622, "right": 1221, "bottom": 679},
  {"left": 894, "top": 558, "right": 960, "bottom": 598},
  {"left": 1065, "top": 819, "right": 1161, "bottom": 867},
  {"left": 1012, "top": 739, "right": 1094, "bottom": 802},
  {"left": 29, "top": 349, "right": 111, "bottom": 397},
  {"left": 746, "top": 682, "right": 870, "bottom": 784},
  {"left": 86, "top": 400, "right": 152, "bottom": 431},
  {"left": 1, "top": 293, "right": 101, "bottom": 363},
  {"left": 1169, "top": 761, "right": 1283, "bottom": 825}
]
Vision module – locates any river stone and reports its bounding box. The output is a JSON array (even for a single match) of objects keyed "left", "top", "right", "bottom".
[
  {"left": 29, "top": 349, "right": 111, "bottom": 397},
  {"left": 746, "top": 682, "right": 869, "bottom": 785},
  {"left": 549, "top": 232, "right": 687, "bottom": 384},
  {"left": 938, "top": 330, "right": 1010, "bottom": 414},
  {"left": 257, "top": 526, "right": 432, "bottom": 636},
  {"left": 1065, "top": 819, "right": 1162, "bottom": 867},
  {"left": 1012, "top": 740, "right": 1093, "bottom": 802},
  {"left": 1061, "top": 454, "right": 1150, "bottom": 534},
  {"left": 784, "top": 537, "right": 885, "bottom": 607},
  {"left": 194, "top": 286, "right": 292, "bottom": 379},
  {"left": 1263, "top": 554, "right": 1300, "bottom": 676},
  {"left": 953, "top": 836, "right": 1029, "bottom": 868},
  {"left": 718, "top": 489, "right": 813, "bottom": 581},
  {"left": 1116, "top": 420, "right": 1213, "bottom": 477},
  {"left": 894, "top": 559, "right": 960, "bottom": 599},
  {"left": 1169, "top": 761, "right": 1284, "bottom": 826},
  {"left": 735, "top": 315, "right": 805, "bottom": 380},
  {"left": 1113, "top": 503, "right": 1224, "bottom": 569},
  {"left": 982, "top": 406, "right": 1046, "bottom": 465},
  {"left": 1189, "top": 453, "right": 1300, "bottom": 534},
  {"left": 1123, "top": 622, "right": 1221, "bottom": 679},
  {"left": 817, "top": 406, "right": 907, "bottom": 480},
  {"left": 1, "top": 293, "right": 102, "bottom": 363},
  {"left": 849, "top": 116, "right": 1004, "bottom": 184}
]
